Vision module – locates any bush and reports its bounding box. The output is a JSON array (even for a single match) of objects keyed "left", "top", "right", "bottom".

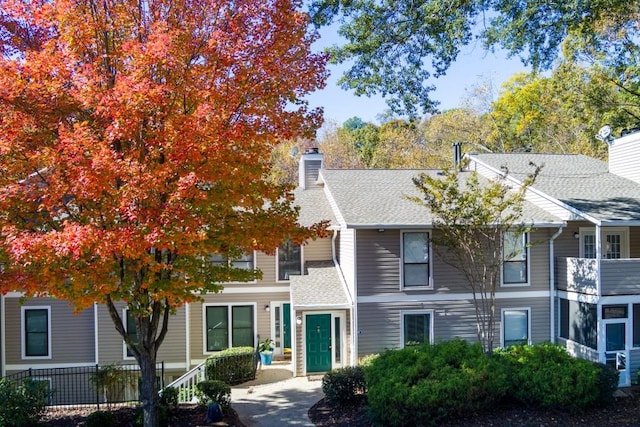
[
  {"left": 133, "top": 405, "right": 169, "bottom": 427},
  {"left": 195, "top": 380, "right": 231, "bottom": 409},
  {"left": 159, "top": 386, "right": 179, "bottom": 410},
  {"left": 0, "top": 378, "right": 50, "bottom": 427},
  {"left": 496, "top": 343, "right": 619, "bottom": 411},
  {"left": 322, "top": 366, "right": 366, "bottom": 407},
  {"left": 365, "top": 339, "right": 509, "bottom": 427},
  {"left": 357, "top": 353, "right": 379, "bottom": 367},
  {"left": 204, "top": 346, "right": 255, "bottom": 385},
  {"left": 86, "top": 410, "right": 116, "bottom": 427}
]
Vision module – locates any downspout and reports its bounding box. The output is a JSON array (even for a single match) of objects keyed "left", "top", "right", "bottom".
[
  {"left": 332, "top": 229, "right": 356, "bottom": 366},
  {"left": 549, "top": 225, "right": 565, "bottom": 343}
]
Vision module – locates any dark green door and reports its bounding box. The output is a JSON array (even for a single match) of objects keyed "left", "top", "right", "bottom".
[
  {"left": 283, "top": 303, "right": 291, "bottom": 348},
  {"left": 306, "top": 314, "right": 331, "bottom": 372}
]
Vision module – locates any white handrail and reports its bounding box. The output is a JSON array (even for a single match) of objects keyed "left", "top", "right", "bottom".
[{"left": 162, "top": 361, "right": 206, "bottom": 403}]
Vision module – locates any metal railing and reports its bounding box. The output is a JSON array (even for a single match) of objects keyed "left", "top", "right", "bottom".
[
  {"left": 2, "top": 362, "right": 164, "bottom": 410},
  {"left": 164, "top": 361, "right": 206, "bottom": 403}
]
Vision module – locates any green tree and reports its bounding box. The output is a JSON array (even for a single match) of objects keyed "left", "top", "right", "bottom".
[
  {"left": 310, "top": 0, "right": 639, "bottom": 115},
  {"left": 409, "top": 163, "right": 540, "bottom": 354}
]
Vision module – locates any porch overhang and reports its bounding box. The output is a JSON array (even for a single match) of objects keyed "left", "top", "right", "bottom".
[{"left": 289, "top": 261, "right": 350, "bottom": 310}]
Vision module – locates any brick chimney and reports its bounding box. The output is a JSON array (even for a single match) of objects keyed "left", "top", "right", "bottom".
[
  {"left": 609, "top": 130, "right": 640, "bottom": 184},
  {"left": 298, "top": 147, "right": 323, "bottom": 190}
]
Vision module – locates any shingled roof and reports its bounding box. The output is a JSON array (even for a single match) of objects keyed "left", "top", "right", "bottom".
[{"left": 471, "top": 153, "right": 640, "bottom": 222}]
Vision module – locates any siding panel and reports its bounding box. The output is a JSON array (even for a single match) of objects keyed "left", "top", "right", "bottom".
[{"left": 5, "top": 297, "right": 94, "bottom": 366}]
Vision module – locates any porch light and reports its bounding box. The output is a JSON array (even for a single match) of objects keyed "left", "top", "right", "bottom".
[
  {"left": 296, "top": 316, "right": 302, "bottom": 325},
  {"left": 574, "top": 232, "right": 579, "bottom": 239},
  {"left": 264, "top": 304, "right": 270, "bottom": 312}
]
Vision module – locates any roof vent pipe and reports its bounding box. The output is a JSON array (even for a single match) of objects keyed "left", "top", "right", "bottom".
[{"left": 452, "top": 142, "right": 462, "bottom": 169}]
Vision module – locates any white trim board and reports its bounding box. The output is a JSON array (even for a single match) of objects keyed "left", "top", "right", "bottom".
[{"left": 358, "top": 291, "right": 549, "bottom": 303}]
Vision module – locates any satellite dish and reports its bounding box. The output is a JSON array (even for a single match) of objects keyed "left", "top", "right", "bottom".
[
  {"left": 288, "top": 146, "right": 299, "bottom": 158},
  {"left": 596, "top": 125, "right": 612, "bottom": 142}
]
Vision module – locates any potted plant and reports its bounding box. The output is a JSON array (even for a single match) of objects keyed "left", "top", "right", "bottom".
[{"left": 258, "top": 338, "right": 275, "bottom": 365}]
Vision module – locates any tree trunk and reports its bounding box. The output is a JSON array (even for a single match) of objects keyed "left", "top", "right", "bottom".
[{"left": 139, "top": 350, "right": 159, "bottom": 427}]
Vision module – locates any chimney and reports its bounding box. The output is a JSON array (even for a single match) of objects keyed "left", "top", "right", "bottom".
[
  {"left": 298, "top": 147, "right": 323, "bottom": 190},
  {"left": 609, "top": 129, "right": 640, "bottom": 184}
]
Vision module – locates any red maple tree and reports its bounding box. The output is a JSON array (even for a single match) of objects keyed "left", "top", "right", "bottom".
[{"left": 0, "top": 0, "right": 327, "bottom": 425}]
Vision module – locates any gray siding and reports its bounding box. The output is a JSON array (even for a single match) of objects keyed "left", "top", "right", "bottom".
[
  {"left": 5, "top": 297, "right": 94, "bottom": 367},
  {"left": 96, "top": 304, "right": 186, "bottom": 366},
  {"left": 356, "top": 297, "right": 550, "bottom": 357},
  {"left": 356, "top": 228, "right": 552, "bottom": 296},
  {"left": 630, "top": 349, "right": 640, "bottom": 383},
  {"left": 601, "top": 259, "right": 640, "bottom": 295},
  {"left": 609, "top": 133, "right": 640, "bottom": 185}
]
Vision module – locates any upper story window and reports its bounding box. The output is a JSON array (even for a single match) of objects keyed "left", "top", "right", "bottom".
[
  {"left": 503, "top": 232, "right": 528, "bottom": 285},
  {"left": 124, "top": 309, "right": 138, "bottom": 359},
  {"left": 210, "top": 252, "right": 255, "bottom": 270},
  {"left": 579, "top": 227, "right": 629, "bottom": 259},
  {"left": 204, "top": 304, "right": 255, "bottom": 352},
  {"left": 401, "top": 231, "right": 430, "bottom": 288},
  {"left": 278, "top": 241, "right": 301, "bottom": 281},
  {"left": 22, "top": 306, "right": 51, "bottom": 359}
]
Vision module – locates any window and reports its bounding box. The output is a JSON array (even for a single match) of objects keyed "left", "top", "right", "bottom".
[
  {"left": 402, "top": 311, "right": 432, "bottom": 347},
  {"left": 503, "top": 232, "right": 528, "bottom": 284},
  {"left": 210, "top": 252, "right": 255, "bottom": 270},
  {"left": 559, "top": 298, "right": 597, "bottom": 349},
  {"left": 633, "top": 305, "right": 640, "bottom": 347},
  {"left": 23, "top": 307, "right": 50, "bottom": 358},
  {"left": 205, "top": 305, "right": 254, "bottom": 352},
  {"left": 583, "top": 234, "right": 596, "bottom": 259},
  {"left": 402, "top": 232, "right": 430, "bottom": 288},
  {"left": 278, "top": 241, "right": 301, "bottom": 281},
  {"left": 502, "top": 309, "right": 530, "bottom": 347},
  {"left": 605, "top": 234, "right": 621, "bottom": 259},
  {"left": 124, "top": 309, "right": 138, "bottom": 358}
]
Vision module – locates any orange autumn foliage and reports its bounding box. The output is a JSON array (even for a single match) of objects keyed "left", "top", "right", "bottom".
[{"left": 0, "top": 0, "right": 328, "bottom": 310}]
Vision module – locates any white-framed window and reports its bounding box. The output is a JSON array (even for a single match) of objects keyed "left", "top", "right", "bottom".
[
  {"left": 401, "top": 231, "right": 431, "bottom": 289},
  {"left": 123, "top": 309, "right": 138, "bottom": 359},
  {"left": 210, "top": 252, "right": 256, "bottom": 270},
  {"left": 277, "top": 241, "right": 302, "bottom": 281},
  {"left": 401, "top": 310, "right": 433, "bottom": 347},
  {"left": 579, "top": 227, "right": 629, "bottom": 259},
  {"left": 21, "top": 306, "right": 51, "bottom": 359},
  {"left": 502, "top": 232, "right": 529, "bottom": 285},
  {"left": 502, "top": 308, "right": 531, "bottom": 347},
  {"left": 203, "top": 303, "right": 255, "bottom": 353}
]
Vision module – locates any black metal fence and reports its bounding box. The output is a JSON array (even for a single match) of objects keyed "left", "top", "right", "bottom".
[{"left": 2, "top": 362, "right": 164, "bottom": 410}]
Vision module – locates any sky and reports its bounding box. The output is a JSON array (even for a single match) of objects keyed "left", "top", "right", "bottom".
[{"left": 305, "top": 25, "right": 530, "bottom": 126}]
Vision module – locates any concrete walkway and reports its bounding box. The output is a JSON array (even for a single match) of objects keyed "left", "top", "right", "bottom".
[{"left": 230, "top": 360, "right": 323, "bottom": 426}]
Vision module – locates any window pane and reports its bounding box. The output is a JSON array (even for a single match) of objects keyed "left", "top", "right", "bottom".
[
  {"left": 278, "top": 241, "right": 301, "bottom": 280},
  {"left": 403, "top": 233, "right": 428, "bottom": 263},
  {"left": 504, "top": 232, "right": 525, "bottom": 261},
  {"left": 404, "top": 313, "right": 430, "bottom": 346},
  {"left": 126, "top": 310, "right": 138, "bottom": 357},
  {"left": 232, "top": 306, "right": 254, "bottom": 348},
  {"left": 605, "top": 234, "right": 621, "bottom": 259},
  {"left": 603, "top": 305, "right": 627, "bottom": 319},
  {"left": 504, "top": 310, "right": 528, "bottom": 347},
  {"left": 25, "top": 309, "right": 48, "bottom": 357},
  {"left": 583, "top": 234, "right": 596, "bottom": 259},
  {"left": 233, "top": 253, "right": 254, "bottom": 270},
  {"left": 606, "top": 323, "right": 625, "bottom": 351},
  {"left": 206, "top": 307, "right": 229, "bottom": 351},
  {"left": 403, "top": 233, "right": 429, "bottom": 287},
  {"left": 633, "top": 304, "right": 640, "bottom": 347},
  {"left": 404, "top": 264, "right": 429, "bottom": 287},
  {"left": 503, "top": 262, "right": 527, "bottom": 283},
  {"left": 334, "top": 317, "right": 341, "bottom": 363}
]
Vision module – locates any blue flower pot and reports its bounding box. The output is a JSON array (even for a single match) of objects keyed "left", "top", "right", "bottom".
[{"left": 260, "top": 351, "right": 273, "bottom": 365}]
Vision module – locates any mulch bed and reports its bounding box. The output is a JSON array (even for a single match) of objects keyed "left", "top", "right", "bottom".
[
  {"left": 308, "top": 389, "right": 640, "bottom": 426},
  {"left": 41, "top": 404, "right": 245, "bottom": 426}
]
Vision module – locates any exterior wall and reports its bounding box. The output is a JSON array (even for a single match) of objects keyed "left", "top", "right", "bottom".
[
  {"left": 356, "top": 228, "right": 552, "bottom": 296},
  {"left": 304, "top": 237, "right": 332, "bottom": 262},
  {"left": 601, "top": 260, "right": 640, "bottom": 295},
  {"left": 188, "top": 291, "right": 289, "bottom": 366},
  {"left": 4, "top": 297, "right": 94, "bottom": 371},
  {"left": 96, "top": 304, "right": 187, "bottom": 369},
  {"left": 630, "top": 349, "right": 640, "bottom": 384},
  {"left": 609, "top": 131, "right": 640, "bottom": 185},
  {"left": 356, "top": 297, "right": 550, "bottom": 357},
  {"left": 339, "top": 229, "right": 356, "bottom": 297}
]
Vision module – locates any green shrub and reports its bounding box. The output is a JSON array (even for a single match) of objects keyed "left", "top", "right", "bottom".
[
  {"left": 357, "top": 353, "right": 379, "bottom": 367},
  {"left": 133, "top": 405, "right": 169, "bottom": 427},
  {"left": 365, "top": 339, "right": 509, "bottom": 426},
  {"left": 159, "top": 386, "right": 179, "bottom": 410},
  {"left": 0, "top": 378, "right": 50, "bottom": 427},
  {"left": 86, "top": 410, "right": 116, "bottom": 427},
  {"left": 204, "top": 346, "right": 255, "bottom": 385},
  {"left": 195, "top": 380, "right": 231, "bottom": 409},
  {"left": 496, "top": 343, "right": 619, "bottom": 411},
  {"left": 322, "top": 366, "right": 366, "bottom": 407}
]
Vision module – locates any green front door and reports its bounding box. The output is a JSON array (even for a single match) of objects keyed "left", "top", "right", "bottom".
[
  {"left": 283, "top": 303, "right": 291, "bottom": 348},
  {"left": 306, "top": 314, "right": 331, "bottom": 373}
]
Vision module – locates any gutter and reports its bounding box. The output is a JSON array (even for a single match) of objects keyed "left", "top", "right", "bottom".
[{"left": 549, "top": 224, "right": 565, "bottom": 343}]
